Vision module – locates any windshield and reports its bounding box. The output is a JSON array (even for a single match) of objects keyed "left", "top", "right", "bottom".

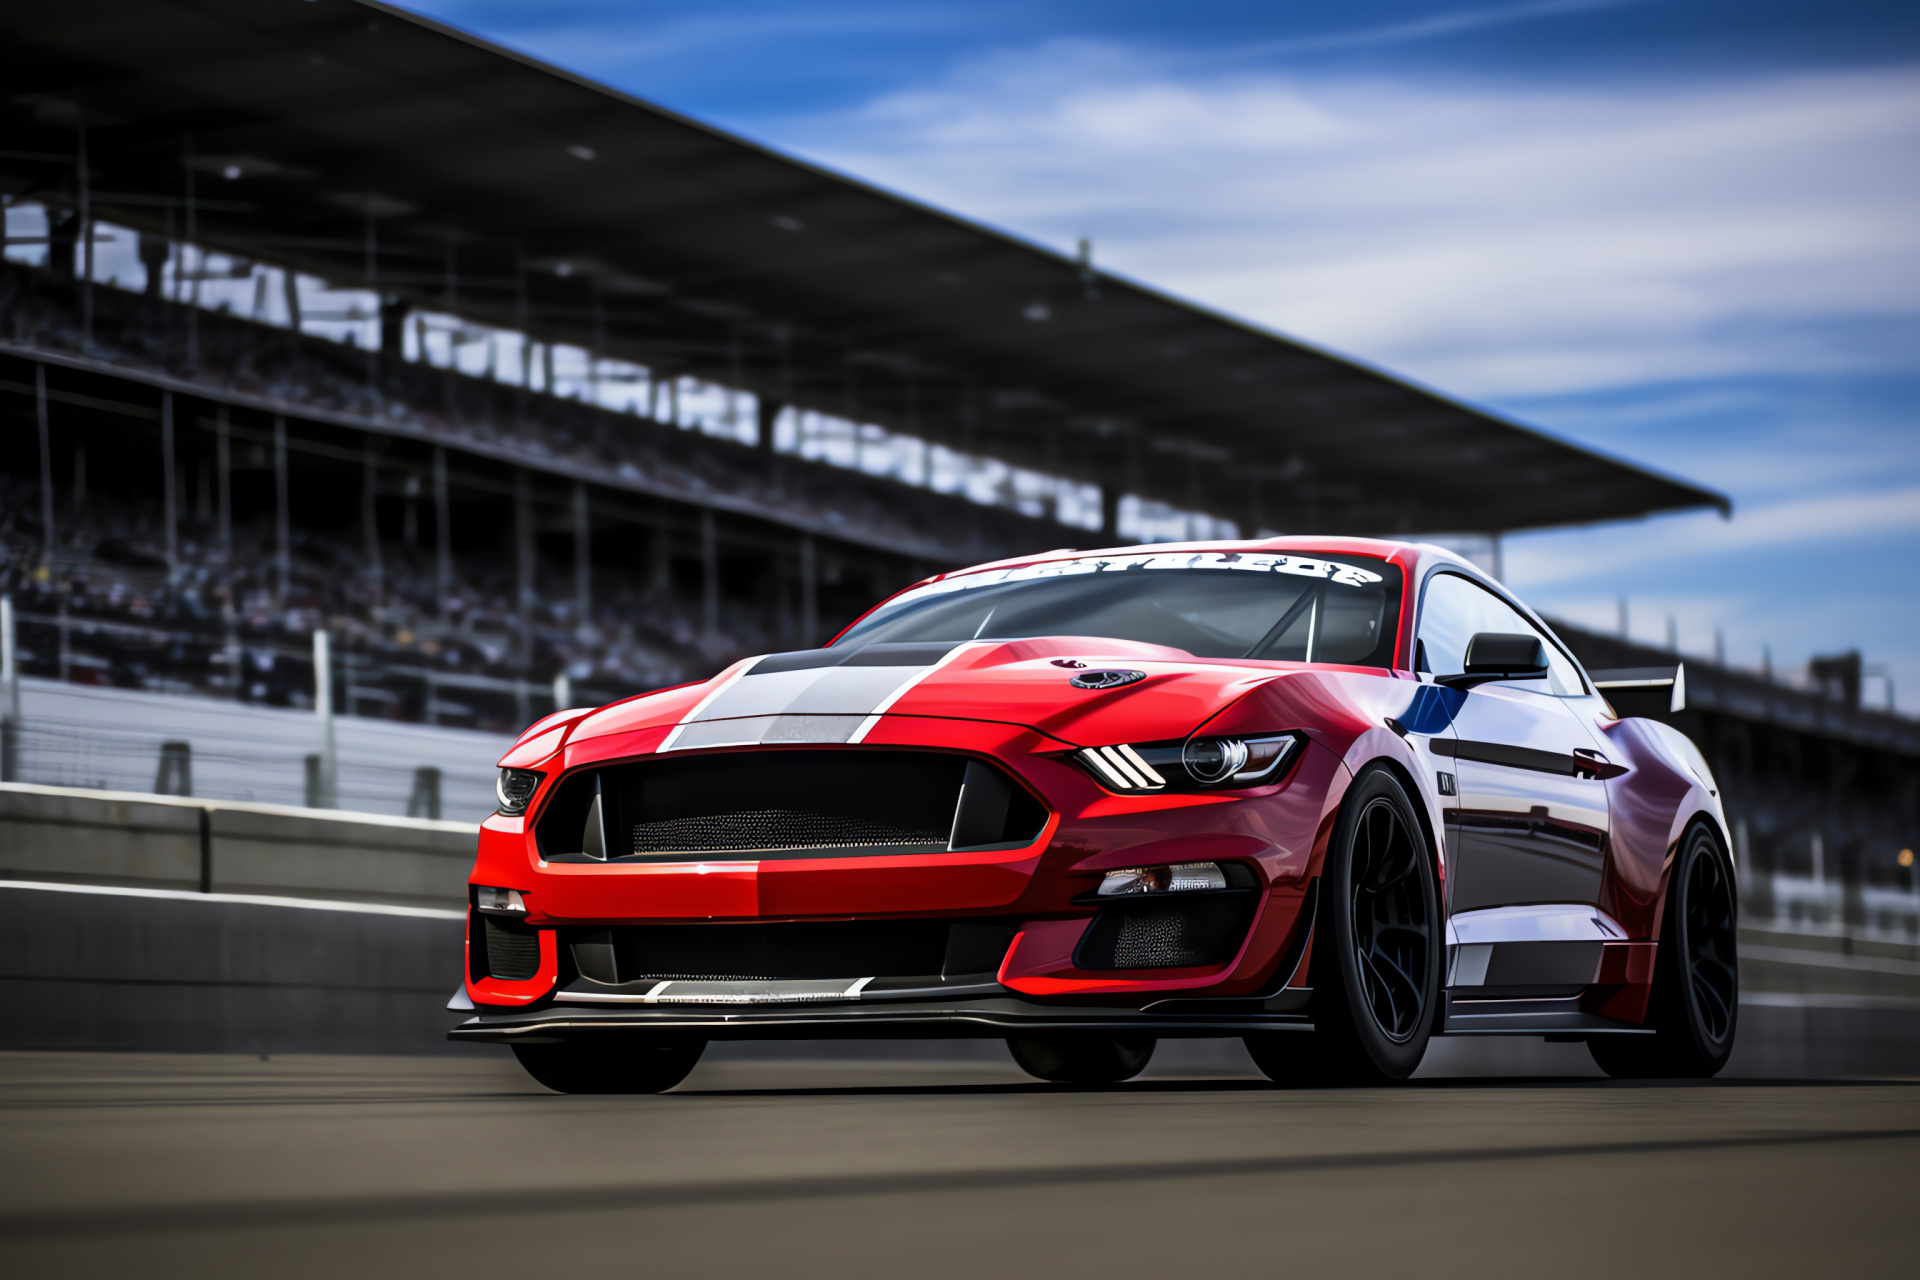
[{"left": 836, "top": 551, "right": 1404, "bottom": 666}]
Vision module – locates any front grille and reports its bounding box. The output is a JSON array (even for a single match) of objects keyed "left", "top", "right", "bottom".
[
  {"left": 537, "top": 749, "right": 1047, "bottom": 862},
  {"left": 482, "top": 915, "right": 541, "bottom": 980},
  {"left": 1075, "top": 897, "right": 1254, "bottom": 970},
  {"left": 568, "top": 918, "right": 1018, "bottom": 986},
  {"left": 632, "top": 809, "right": 946, "bottom": 854}
]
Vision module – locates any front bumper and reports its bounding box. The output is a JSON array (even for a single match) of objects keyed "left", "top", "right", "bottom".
[{"left": 449, "top": 987, "right": 1314, "bottom": 1044}]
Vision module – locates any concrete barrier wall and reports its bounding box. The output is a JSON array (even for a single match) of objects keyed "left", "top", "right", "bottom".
[
  {"left": 0, "top": 781, "right": 476, "bottom": 908},
  {"left": 0, "top": 881, "right": 472, "bottom": 1055}
]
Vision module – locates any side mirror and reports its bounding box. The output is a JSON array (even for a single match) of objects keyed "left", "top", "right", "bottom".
[{"left": 1437, "top": 633, "right": 1548, "bottom": 688}]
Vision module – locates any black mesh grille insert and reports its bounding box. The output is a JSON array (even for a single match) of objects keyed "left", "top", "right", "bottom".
[
  {"left": 632, "top": 809, "right": 945, "bottom": 854},
  {"left": 1075, "top": 897, "right": 1254, "bottom": 971},
  {"left": 483, "top": 915, "right": 541, "bottom": 980}
]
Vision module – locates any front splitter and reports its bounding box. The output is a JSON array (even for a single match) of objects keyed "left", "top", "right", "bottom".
[{"left": 449, "top": 994, "right": 1315, "bottom": 1043}]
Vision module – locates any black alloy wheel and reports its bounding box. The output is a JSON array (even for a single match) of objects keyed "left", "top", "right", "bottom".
[
  {"left": 512, "top": 1038, "right": 708, "bottom": 1094},
  {"left": 1247, "top": 766, "right": 1439, "bottom": 1086},
  {"left": 1589, "top": 824, "right": 1738, "bottom": 1079},
  {"left": 1348, "top": 791, "right": 1434, "bottom": 1042},
  {"left": 1006, "top": 1034, "right": 1156, "bottom": 1084}
]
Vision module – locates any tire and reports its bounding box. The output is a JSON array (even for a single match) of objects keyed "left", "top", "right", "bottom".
[
  {"left": 511, "top": 1038, "right": 707, "bottom": 1094},
  {"left": 1249, "top": 766, "right": 1440, "bottom": 1086},
  {"left": 1007, "top": 1034, "right": 1156, "bottom": 1083},
  {"left": 1589, "top": 824, "right": 1738, "bottom": 1079}
]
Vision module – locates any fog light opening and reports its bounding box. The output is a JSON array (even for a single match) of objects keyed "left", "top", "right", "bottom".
[
  {"left": 476, "top": 885, "right": 527, "bottom": 914},
  {"left": 1097, "top": 861, "right": 1228, "bottom": 896}
]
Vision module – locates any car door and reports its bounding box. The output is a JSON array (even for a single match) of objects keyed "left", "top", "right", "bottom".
[{"left": 1415, "top": 571, "right": 1611, "bottom": 916}]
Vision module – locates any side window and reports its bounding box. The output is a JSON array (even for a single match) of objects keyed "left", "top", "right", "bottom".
[{"left": 1416, "top": 573, "right": 1585, "bottom": 697}]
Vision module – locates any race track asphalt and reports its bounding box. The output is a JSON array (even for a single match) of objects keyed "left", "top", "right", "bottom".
[{"left": 3, "top": 1045, "right": 1916, "bottom": 1279}]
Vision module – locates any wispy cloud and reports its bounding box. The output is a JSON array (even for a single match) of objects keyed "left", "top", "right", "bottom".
[
  {"left": 788, "top": 48, "right": 1920, "bottom": 400},
  {"left": 1509, "top": 483, "right": 1920, "bottom": 584},
  {"left": 771, "top": 45, "right": 1920, "bottom": 703},
  {"left": 1228, "top": 0, "right": 1646, "bottom": 60}
]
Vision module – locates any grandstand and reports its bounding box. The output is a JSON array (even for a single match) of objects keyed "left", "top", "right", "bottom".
[{"left": 0, "top": 0, "right": 1732, "bottom": 809}]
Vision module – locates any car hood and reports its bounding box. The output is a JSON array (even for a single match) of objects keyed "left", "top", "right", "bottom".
[{"left": 569, "top": 636, "right": 1289, "bottom": 750}]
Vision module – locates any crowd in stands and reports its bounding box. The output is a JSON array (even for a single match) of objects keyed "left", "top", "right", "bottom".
[
  {"left": 0, "top": 256, "right": 1056, "bottom": 732},
  {"left": 0, "top": 469, "right": 787, "bottom": 732}
]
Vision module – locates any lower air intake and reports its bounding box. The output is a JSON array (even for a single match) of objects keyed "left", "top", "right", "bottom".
[
  {"left": 1075, "top": 897, "right": 1254, "bottom": 970},
  {"left": 483, "top": 915, "right": 541, "bottom": 980}
]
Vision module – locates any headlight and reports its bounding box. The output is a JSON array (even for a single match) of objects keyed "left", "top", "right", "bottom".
[
  {"left": 495, "top": 768, "right": 543, "bottom": 815},
  {"left": 1185, "top": 735, "right": 1295, "bottom": 785},
  {"left": 1075, "top": 733, "right": 1301, "bottom": 793},
  {"left": 1097, "top": 862, "right": 1228, "bottom": 896}
]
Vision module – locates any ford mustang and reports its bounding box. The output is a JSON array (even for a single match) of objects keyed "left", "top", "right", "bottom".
[{"left": 450, "top": 537, "right": 1738, "bottom": 1092}]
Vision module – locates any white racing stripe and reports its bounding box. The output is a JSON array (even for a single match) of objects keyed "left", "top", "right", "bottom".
[
  {"left": 656, "top": 660, "right": 756, "bottom": 752},
  {"left": 657, "top": 643, "right": 980, "bottom": 751},
  {"left": 849, "top": 642, "right": 983, "bottom": 743}
]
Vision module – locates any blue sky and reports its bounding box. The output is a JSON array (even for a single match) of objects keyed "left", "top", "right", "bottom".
[{"left": 403, "top": 0, "right": 1920, "bottom": 710}]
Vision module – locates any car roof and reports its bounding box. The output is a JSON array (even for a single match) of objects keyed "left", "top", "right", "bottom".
[{"left": 926, "top": 536, "right": 1479, "bottom": 584}]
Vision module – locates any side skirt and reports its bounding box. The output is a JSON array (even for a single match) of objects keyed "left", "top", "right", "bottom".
[{"left": 1442, "top": 993, "right": 1654, "bottom": 1036}]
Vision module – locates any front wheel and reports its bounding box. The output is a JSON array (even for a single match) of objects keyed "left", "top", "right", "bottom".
[
  {"left": 512, "top": 1038, "right": 707, "bottom": 1094},
  {"left": 1007, "top": 1035, "right": 1155, "bottom": 1083},
  {"left": 1250, "top": 766, "right": 1440, "bottom": 1086},
  {"left": 1589, "top": 823, "right": 1738, "bottom": 1079}
]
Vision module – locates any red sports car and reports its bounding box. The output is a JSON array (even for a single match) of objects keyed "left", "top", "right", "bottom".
[{"left": 451, "top": 538, "right": 1738, "bottom": 1091}]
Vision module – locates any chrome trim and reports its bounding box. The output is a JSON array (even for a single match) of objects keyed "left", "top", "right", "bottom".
[{"left": 555, "top": 976, "right": 875, "bottom": 1005}]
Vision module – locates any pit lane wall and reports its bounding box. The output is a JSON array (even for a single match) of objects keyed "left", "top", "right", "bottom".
[
  {"left": 2, "top": 781, "right": 1918, "bottom": 1071},
  {"left": 0, "top": 782, "right": 473, "bottom": 1054}
]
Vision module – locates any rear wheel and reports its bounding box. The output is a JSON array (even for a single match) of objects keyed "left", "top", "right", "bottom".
[
  {"left": 1589, "top": 824, "right": 1737, "bottom": 1079},
  {"left": 511, "top": 1038, "right": 707, "bottom": 1094},
  {"left": 1007, "top": 1034, "right": 1156, "bottom": 1083},
  {"left": 1248, "top": 767, "right": 1439, "bottom": 1086}
]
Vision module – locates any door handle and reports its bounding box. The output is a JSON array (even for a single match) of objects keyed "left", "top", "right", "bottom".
[{"left": 1572, "top": 748, "right": 1627, "bottom": 780}]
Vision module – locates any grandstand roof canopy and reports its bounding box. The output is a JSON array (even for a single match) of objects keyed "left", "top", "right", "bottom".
[{"left": 1, "top": 0, "right": 1729, "bottom": 537}]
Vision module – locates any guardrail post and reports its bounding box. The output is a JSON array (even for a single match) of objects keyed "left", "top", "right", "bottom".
[
  {"left": 198, "top": 807, "right": 212, "bottom": 893},
  {"left": 154, "top": 741, "right": 191, "bottom": 796},
  {"left": 407, "top": 766, "right": 442, "bottom": 821},
  {"left": 1, "top": 594, "right": 18, "bottom": 783},
  {"left": 312, "top": 628, "right": 337, "bottom": 808}
]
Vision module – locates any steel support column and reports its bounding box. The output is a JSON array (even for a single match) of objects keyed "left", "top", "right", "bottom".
[
  {"left": 571, "top": 480, "right": 591, "bottom": 631},
  {"left": 433, "top": 446, "right": 452, "bottom": 598},
  {"left": 800, "top": 534, "right": 818, "bottom": 647},
  {"left": 160, "top": 392, "right": 178, "bottom": 579},
  {"left": 273, "top": 415, "right": 290, "bottom": 602},
  {"left": 360, "top": 436, "right": 382, "bottom": 586},
  {"left": 700, "top": 508, "right": 719, "bottom": 652},
  {"left": 35, "top": 364, "right": 53, "bottom": 574}
]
